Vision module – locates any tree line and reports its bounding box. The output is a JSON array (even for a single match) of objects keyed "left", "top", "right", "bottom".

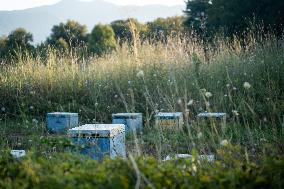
[
  {"left": 0, "top": 16, "right": 185, "bottom": 61},
  {"left": 0, "top": 0, "right": 283, "bottom": 61}
]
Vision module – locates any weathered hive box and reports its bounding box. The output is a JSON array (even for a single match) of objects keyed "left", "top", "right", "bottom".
[
  {"left": 112, "top": 113, "right": 142, "bottom": 133},
  {"left": 197, "top": 112, "right": 227, "bottom": 129},
  {"left": 10, "top": 150, "right": 26, "bottom": 158},
  {"left": 68, "top": 124, "right": 126, "bottom": 160},
  {"left": 47, "top": 112, "right": 78, "bottom": 133},
  {"left": 155, "top": 112, "right": 183, "bottom": 128},
  {"left": 197, "top": 112, "right": 226, "bottom": 121}
]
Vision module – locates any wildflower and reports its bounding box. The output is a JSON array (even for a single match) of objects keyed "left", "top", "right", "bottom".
[
  {"left": 233, "top": 87, "right": 237, "bottom": 91},
  {"left": 263, "top": 117, "right": 268, "bottom": 122},
  {"left": 197, "top": 132, "right": 202, "bottom": 139},
  {"left": 232, "top": 110, "right": 239, "bottom": 116},
  {"left": 220, "top": 139, "right": 229, "bottom": 146},
  {"left": 177, "top": 98, "right": 182, "bottom": 105},
  {"left": 226, "top": 84, "right": 230, "bottom": 88},
  {"left": 95, "top": 103, "right": 98, "bottom": 107},
  {"left": 224, "top": 94, "right": 228, "bottom": 97},
  {"left": 243, "top": 82, "right": 251, "bottom": 89},
  {"left": 32, "top": 118, "right": 38, "bottom": 124},
  {"left": 187, "top": 100, "right": 194, "bottom": 106},
  {"left": 128, "top": 80, "right": 132, "bottom": 85},
  {"left": 205, "top": 92, "right": 213, "bottom": 98},
  {"left": 200, "top": 88, "right": 207, "bottom": 93},
  {"left": 29, "top": 106, "right": 34, "bottom": 110},
  {"left": 136, "top": 70, "right": 144, "bottom": 78},
  {"left": 28, "top": 139, "right": 32, "bottom": 143},
  {"left": 1, "top": 107, "right": 5, "bottom": 112},
  {"left": 114, "top": 94, "right": 118, "bottom": 98},
  {"left": 153, "top": 73, "right": 157, "bottom": 77}
]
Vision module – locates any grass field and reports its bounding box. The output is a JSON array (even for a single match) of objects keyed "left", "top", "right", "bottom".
[{"left": 0, "top": 32, "right": 283, "bottom": 188}]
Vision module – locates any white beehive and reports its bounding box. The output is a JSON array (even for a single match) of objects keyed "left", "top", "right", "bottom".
[
  {"left": 68, "top": 124, "right": 126, "bottom": 160},
  {"left": 10, "top": 150, "right": 26, "bottom": 158},
  {"left": 155, "top": 112, "right": 183, "bottom": 128},
  {"left": 112, "top": 113, "right": 142, "bottom": 133}
]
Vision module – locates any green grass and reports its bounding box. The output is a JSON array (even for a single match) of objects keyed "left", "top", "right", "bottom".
[{"left": 0, "top": 33, "right": 283, "bottom": 188}]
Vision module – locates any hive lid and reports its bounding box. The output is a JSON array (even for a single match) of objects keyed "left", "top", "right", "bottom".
[
  {"left": 197, "top": 112, "right": 226, "bottom": 118},
  {"left": 47, "top": 112, "right": 78, "bottom": 117},
  {"left": 155, "top": 112, "right": 183, "bottom": 118},
  {"left": 112, "top": 113, "right": 142, "bottom": 118},
  {"left": 68, "top": 124, "right": 125, "bottom": 137}
]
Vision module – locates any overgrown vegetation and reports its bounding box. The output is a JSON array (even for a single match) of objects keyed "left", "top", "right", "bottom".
[{"left": 0, "top": 28, "right": 283, "bottom": 187}]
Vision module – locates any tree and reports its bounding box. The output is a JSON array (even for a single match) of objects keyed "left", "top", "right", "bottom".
[
  {"left": 0, "top": 28, "right": 34, "bottom": 61},
  {"left": 88, "top": 24, "right": 116, "bottom": 56},
  {"left": 185, "top": 0, "right": 284, "bottom": 36},
  {"left": 111, "top": 18, "right": 147, "bottom": 44},
  {"left": 184, "top": 0, "right": 211, "bottom": 33},
  {"left": 6, "top": 28, "right": 34, "bottom": 51},
  {"left": 146, "top": 16, "right": 186, "bottom": 41},
  {"left": 0, "top": 36, "right": 8, "bottom": 59},
  {"left": 47, "top": 20, "right": 88, "bottom": 49}
]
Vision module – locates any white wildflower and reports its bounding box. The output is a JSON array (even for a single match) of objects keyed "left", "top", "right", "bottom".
[
  {"left": 232, "top": 110, "right": 239, "bottom": 116},
  {"left": 197, "top": 132, "right": 203, "bottom": 139},
  {"left": 29, "top": 106, "right": 34, "bottom": 110},
  {"left": 220, "top": 139, "right": 229, "bottom": 146},
  {"left": 153, "top": 73, "right": 157, "bottom": 77},
  {"left": 32, "top": 118, "right": 38, "bottom": 124},
  {"left": 1, "top": 107, "right": 5, "bottom": 112},
  {"left": 177, "top": 98, "right": 182, "bottom": 105},
  {"left": 243, "top": 82, "right": 251, "bottom": 89},
  {"left": 187, "top": 100, "right": 194, "bottom": 106},
  {"left": 114, "top": 94, "right": 118, "bottom": 98},
  {"left": 226, "top": 84, "right": 230, "bottom": 87},
  {"left": 233, "top": 87, "right": 237, "bottom": 91},
  {"left": 224, "top": 94, "right": 228, "bottom": 97},
  {"left": 205, "top": 92, "right": 213, "bottom": 98},
  {"left": 136, "top": 70, "right": 144, "bottom": 78},
  {"left": 95, "top": 103, "right": 98, "bottom": 107}
]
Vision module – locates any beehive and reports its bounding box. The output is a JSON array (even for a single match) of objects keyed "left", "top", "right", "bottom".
[
  {"left": 68, "top": 124, "right": 126, "bottom": 160},
  {"left": 197, "top": 112, "right": 227, "bottom": 130},
  {"left": 155, "top": 112, "right": 183, "bottom": 128},
  {"left": 46, "top": 112, "right": 78, "bottom": 133},
  {"left": 112, "top": 113, "right": 142, "bottom": 133},
  {"left": 197, "top": 112, "right": 226, "bottom": 121}
]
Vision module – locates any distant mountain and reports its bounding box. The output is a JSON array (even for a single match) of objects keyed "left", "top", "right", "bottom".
[{"left": 0, "top": 0, "right": 184, "bottom": 43}]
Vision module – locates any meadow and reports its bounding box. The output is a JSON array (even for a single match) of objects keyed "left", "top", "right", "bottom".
[{"left": 0, "top": 32, "right": 283, "bottom": 188}]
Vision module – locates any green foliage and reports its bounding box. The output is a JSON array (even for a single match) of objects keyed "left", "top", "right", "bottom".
[
  {"left": 184, "top": 0, "right": 211, "bottom": 33},
  {"left": 146, "top": 16, "right": 186, "bottom": 41},
  {"left": 88, "top": 24, "right": 116, "bottom": 55},
  {"left": 47, "top": 20, "right": 88, "bottom": 49},
  {"left": 0, "top": 146, "right": 283, "bottom": 188},
  {"left": 185, "top": 0, "right": 284, "bottom": 36},
  {"left": 111, "top": 18, "right": 147, "bottom": 44},
  {"left": 0, "top": 28, "right": 34, "bottom": 61}
]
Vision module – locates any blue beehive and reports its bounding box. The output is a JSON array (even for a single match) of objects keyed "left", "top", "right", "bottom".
[
  {"left": 68, "top": 124, "right": 126, "bottom": 160},
  {"left": 155, "top": 112, "right": 184, "bottom": 129},
  {"left": 112, "top": 113, "right": 142, "bottom": 133},
  {"left": 46, "top": 112, "right": 78, "bottom": 133}
]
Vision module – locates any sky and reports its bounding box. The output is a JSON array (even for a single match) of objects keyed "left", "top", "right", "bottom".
[{"left": 0, "top": 0, "right": 185, "bottom": 11}]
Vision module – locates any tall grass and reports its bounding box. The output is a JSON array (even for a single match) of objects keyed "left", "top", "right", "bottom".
[{"left": 0, "top": 32, "right": 283, "bottom": 158}]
